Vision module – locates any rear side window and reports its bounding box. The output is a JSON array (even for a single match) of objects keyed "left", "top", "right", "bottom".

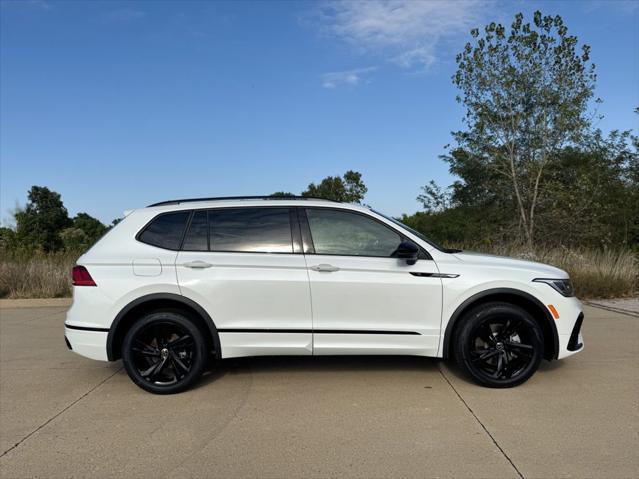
[
  {"left": 182, "top": 210, "right": 208, "bottom": 251},
  {"left": 138, "top": 211, "right": 190, "bottom": 250},
  {"left": 209, "top": 208, "right": 293, "bottom": 253}
]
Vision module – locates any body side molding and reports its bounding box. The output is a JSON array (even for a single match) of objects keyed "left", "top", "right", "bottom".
[
  {"left": 410, "top": 272, "right": 460, "bottom": 278},
  {"left": 218, "top": 328, "right": 421, "bottom": 335}
]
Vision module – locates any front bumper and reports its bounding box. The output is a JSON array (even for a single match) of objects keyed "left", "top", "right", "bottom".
[
  {"left": 556, "top": 311, "right": 584, "bottom": 359},
  {"left": 567, "top": 312, "right": 584, "bottom": 352},
  {"left": 64, "top": 326, "right": 109, "bottom": 361}
]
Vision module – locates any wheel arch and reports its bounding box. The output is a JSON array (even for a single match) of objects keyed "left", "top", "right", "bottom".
[
  {"left": 107, "top": 293, "right": 221, "bottom": 361},
  {"left": 442, "top": 288, "right": 558, "bottom": 361}
]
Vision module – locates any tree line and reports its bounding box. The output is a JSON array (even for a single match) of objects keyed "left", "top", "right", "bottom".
[{"left": 0, "top": 186, "right": 118, "bottom": 254}]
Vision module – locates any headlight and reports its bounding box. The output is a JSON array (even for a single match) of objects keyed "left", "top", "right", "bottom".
[{"left": 533, "top": 278, "right": 575, "bottom": 297}]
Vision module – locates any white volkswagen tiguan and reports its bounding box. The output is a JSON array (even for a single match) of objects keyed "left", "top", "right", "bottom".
[{"left": 64, "top": 197, "right": 584, "bottom": 394}]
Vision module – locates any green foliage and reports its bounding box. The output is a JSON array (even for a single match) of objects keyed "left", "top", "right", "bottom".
[
  {"left": 417, "top": 181, "right": 454, "bottom": 213},
  {"left": 302, "top": 170, "right": 367, "bottom": 203},
  {"left": 14, "top": 186, "right": 72, "bottom": 252},
  {"left": 412, "top": 127, "right": 638, "bottom": 250},
  {"left": 59, "top": 227, "right": 89, "bottom": 251},
  {"left": 73, "top": 212, "right": 107, "bottom": 244},
  {"left": 272, "top": 171, "right": 368, "bottom": 203},
  {"left": 5, "top": 186, "right": 110, "bottom": 255},
  {"left": 0, "top": 227, "right": 17, "bottom": 251},
  {"left": 270, "top": 192, "right": 296, "bottom": 197}
]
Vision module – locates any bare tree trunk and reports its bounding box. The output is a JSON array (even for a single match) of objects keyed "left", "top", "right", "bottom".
[{"left": 508, "top": 156, "right": 532, "bottom": 249}]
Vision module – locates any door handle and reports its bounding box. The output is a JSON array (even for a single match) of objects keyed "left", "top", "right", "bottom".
[
  {"left": 183, "top": 260, "right": 213, "bottom": 269},
  {"left": 310, "top": 264, "right": 340, "bottom": 272}
]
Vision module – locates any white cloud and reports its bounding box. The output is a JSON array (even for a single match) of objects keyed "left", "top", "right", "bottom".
[
  {"left": 317, "top": 0, "right": 489, "bottom": 69},
  {"left": 321, "top": 66, "right": 378, "bottom": 88}
]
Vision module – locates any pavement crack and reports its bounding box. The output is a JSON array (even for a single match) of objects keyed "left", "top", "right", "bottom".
[
  {"left": 438, "top": 363, "right": 525, "bottom": 479},
  {"left": 583, "top": 301, "right": 639, "bottom": 318},
  {"left": 0, "top": 367, "right": 123, "bottom": 458}
]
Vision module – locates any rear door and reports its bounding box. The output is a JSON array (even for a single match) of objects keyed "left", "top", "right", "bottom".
[
  {"left": 176, "top": 207, "right": 312, "bottom": 358},
  {"left": 302, "top": 207, "right": 442, "bottom": 356}
]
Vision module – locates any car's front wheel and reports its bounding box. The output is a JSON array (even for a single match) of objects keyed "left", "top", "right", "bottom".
[
  {"left": 454, "top": 302, "right": 544, "bottom": 388},
  {"left": 122, "top": 311, "right": 207, "bottom": 394}
]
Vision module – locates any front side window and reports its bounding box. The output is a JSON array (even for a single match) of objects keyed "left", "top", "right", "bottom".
[
  {"left": 138, "top": 211, "right": 190, "bottom": 250},
  {"left": 209, "top": 208, "right": 293, "bottom": 253},
  {"left": 306, "top": 208, "right": 402, "bottom": 257}
]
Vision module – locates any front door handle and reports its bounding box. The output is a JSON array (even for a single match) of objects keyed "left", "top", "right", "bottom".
[
  {"left": 310, "top": 264, "right": 340, "bottom": 272},
  {"left": 183, "top": 260, "right": 213, "bottom": 269}
]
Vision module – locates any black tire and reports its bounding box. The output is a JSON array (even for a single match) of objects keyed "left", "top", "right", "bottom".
[
  {"left": 122, "top": 311, "right": 207, "bottom": 394},
  {"left": 453, "top": 302, "right": 544, "bottom": 388}
]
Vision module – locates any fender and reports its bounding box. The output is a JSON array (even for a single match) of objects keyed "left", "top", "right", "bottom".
[
  {"left": 441, "top": 288, "right": 559, "bottom": 360},
  {"left": 106, "top": 293, "right": 221, "bottom": 361}
]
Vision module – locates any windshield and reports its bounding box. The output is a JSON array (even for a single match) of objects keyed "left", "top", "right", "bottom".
[{"left": 372, "top": 209, "right": 447, "bottom": 252}]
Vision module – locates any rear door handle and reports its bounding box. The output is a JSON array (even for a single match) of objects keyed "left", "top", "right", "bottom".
[
  {"left": 183, "top": 260, "right": 213, "bottom": 269},
  {"left": 310, "top": 264, "right": 340, "bottom": 272}
]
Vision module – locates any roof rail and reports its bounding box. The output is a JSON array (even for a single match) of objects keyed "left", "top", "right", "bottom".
[{"left": 147, "top": 195, "right": 340, "bottom": 207}]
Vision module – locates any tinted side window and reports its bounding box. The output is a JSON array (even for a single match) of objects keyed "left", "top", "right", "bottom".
[
  {"left": 138, "top": 211, "right": 190, "bottom": 250},
  {"left": 182, "top": 210, "right": 208, "bottom": 251},
  {"left": 306, "top": 208, "right": 401, "bottom": 257},
  {"left": 209, "top": 208, "right": 293, "bottom": 253}
]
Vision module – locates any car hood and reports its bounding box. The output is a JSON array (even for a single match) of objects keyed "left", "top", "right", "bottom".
[{"left": 451, "top": 251, "right": 568, "bottom": 278}]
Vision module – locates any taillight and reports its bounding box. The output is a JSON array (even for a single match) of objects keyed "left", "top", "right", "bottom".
[{"left": 72, "top": 265, "right": 96, "bottom": 286}]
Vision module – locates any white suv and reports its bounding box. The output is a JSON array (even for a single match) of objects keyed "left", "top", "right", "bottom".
[{"left": 65, "top": 197, "right": 584, "bottom": 394}]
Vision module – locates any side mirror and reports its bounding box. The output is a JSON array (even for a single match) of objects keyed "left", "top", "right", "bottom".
[{"left": 395, "top": 241, "right": 419, "bottom": 265}]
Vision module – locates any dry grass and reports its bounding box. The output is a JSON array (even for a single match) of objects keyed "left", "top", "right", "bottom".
[
  {"left": 0, "top": 253, "right": 76, "bottom": 299},
  {"left": 0, "top": 247, "right": 636, "bottom": 300},
  {"left": 535, "top": 248, "right": 638, "bottom": 299}
]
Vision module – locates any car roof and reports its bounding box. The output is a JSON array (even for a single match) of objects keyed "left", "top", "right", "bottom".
[{"left": 141, "top": 197, "right": 371, "bottom": 214}]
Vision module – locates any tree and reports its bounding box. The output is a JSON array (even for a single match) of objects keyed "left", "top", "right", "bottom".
[
  {"left": 14, "top": 186, "right": 72, "bottom": 252},
  {"left": 451, "top": 11, "right": 597, "bottom": 249},
  {"left": 302, "top": 170, "right": 367, "bottom": 203},
  {"left": 417, "top": 181, "right": 454, "bottom": 213},
  {"left": 72, "top": 212, "right": 107, "bottom": 244},
  {"left": 270, "top": 191, "right": 296, "bottom": 197},
  {"left": 59, "top": 227, "right": 89, "bottom": 251},
  {"left": 0, "top": 227, "right": 16, "bottom": 252}
]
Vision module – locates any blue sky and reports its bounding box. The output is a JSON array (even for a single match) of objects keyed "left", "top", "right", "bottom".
[{"left": 1, "top": 0, "right": 637, "bottom": 225}]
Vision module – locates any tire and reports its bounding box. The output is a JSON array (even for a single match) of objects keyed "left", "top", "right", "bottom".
[
  {"left": 122, "top": 311, "right": 208, "bottom": 394},
  {"left": 453, "top": 302, "right": 544, "bottom": 388}
]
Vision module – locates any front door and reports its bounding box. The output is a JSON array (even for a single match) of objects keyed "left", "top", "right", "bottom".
[
  {"left": 176, "top": 207, "right": 312, "bottom": 358},
  {"left": 302, "top": 207, "right": 442, "bottom": 356}
]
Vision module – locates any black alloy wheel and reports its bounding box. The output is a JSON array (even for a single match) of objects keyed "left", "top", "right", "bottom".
[
  {"left": 122, "top": 311, "right": 207, "bottom": 394},
  {"left": 454, "top": 302, "right": 544, "bottom": 388}
]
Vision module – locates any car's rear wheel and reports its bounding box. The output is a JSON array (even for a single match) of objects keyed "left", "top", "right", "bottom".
[
  {"left": 122, "top": 311, "right": 207, "bottom": 394},
  {"left": 454, "top": 302, "right": 544, "bottom": 388}
]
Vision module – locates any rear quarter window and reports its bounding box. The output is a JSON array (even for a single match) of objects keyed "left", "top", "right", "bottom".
[{"left": 138, "top": 211, "right": 191, "bottom": 250}]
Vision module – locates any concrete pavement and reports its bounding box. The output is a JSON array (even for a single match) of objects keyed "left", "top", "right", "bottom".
[{"left": 0, "top": 303, "right": 637, "bottom": 478}]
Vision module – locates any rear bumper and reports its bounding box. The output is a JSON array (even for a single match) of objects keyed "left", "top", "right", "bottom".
[{"left": 64, "top": 326, "right": 109, "bottom": 361}]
